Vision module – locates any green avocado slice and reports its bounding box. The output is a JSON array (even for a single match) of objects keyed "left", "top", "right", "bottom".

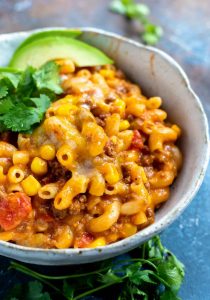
[
  {"left": 16, "top": 29, "right": 82, "bottom": 51},
  {"left": 9, "top": 36, "right": 113, "bottom": 69},
  {"left": 0, "top": 67, "right": 21, "bottom": 73}
]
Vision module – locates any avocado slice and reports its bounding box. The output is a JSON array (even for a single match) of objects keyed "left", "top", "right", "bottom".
[
  {"left": 16, "top": 29, "right": 82, "bottom": 51},
  {"left": 0, "top": 67, "right": 21, "bottom": 73},
  {"left": 9, "top": 36, "right": 113, "bottom": 69}
]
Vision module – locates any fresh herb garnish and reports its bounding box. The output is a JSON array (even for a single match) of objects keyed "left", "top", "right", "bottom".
[
  {"left": 0, "top": 61, "right": 62, "bottom": 133},
  {"left": 7, "top": 236, "right": 184, "bottom": 300},
  {"left": 6, "top": 281, "right": 51, "bottom": 300},
  {"left": 109, "top": 0, "right": 163, "bottom": 45}
]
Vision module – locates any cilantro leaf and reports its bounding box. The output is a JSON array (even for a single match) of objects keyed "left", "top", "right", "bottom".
[
  {"left": 5, "top": 281, "right": 51, "bottom": 300},
  {"left": 99, "top": 269, "right": 122, "bottom": 284},
  {"left": 30, "top": 94, "right": 51, "bottom": 114},
  {"left": 63, "top": 280, "right": 74, "bottom": 300},
  {"left": 110, "top": 0, "right": 163, "bottom": 45},
  {"left": 0, "top": 98, "right": 14, "bottom": 114},
  {"left": 1, "top": 103, "right": 41, "bottom": 132},
  {"left": 0, "top": 71, "right": 21, "bottom": 89},
  {"left": 160, "top": 289, "right": 182, "bottom": 300},
  {"left": 0, "top": 122, "right": 7, "bottom": 132},
  {"left": 110, "top": 0, "right": 126, "bottom": 14},
  {"left": 26, "top": 281, "right": 51, "bottom": 300},
  {"left": 17, "top": 67, "right": 36, "bottom": 97},
  {"left": 5, "top": 283, "right": 22, "bottom": 300},
  {"left": 33, "top": 61, "right": 63, "bottom": 94},
  {"left": 8, "top": 236, "right": 185, "bottom": 300},
  {"left": 142, "top": 24, "right": 163, "bottom": 45},
  {"left": 126, "top": 262, "right": 157, "bottom": 286},
  {"left": 0, "top": 84, "right": 9, "bottom": 98},
  {"left": 146, "top": 236, "right": 164, "bottom": 260},
  {"left": 0, "top": 61, "right": 62, "bottom": 133},
  {"left": 157, "top": 256, "right": 184, "bottom": 292}
]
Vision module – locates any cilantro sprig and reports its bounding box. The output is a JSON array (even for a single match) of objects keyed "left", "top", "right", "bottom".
[
  {"left": 0, "top": 61, "right": 62, "bottom": 133},
  {"left": 6, "top": 236, "right": 184, "bottom": 300},
  {"left": 110, "top": 0, "right": 163, "bottom": 45}
]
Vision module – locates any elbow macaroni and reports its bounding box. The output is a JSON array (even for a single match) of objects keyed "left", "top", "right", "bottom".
[
  {"left": 88, "top": 201, "right": 121, "bottom": 233},
  {"left": 0, "top": 62, "right": 182, "bottom": 249}
]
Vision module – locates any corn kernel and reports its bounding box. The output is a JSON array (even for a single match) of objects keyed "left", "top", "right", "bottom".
[
  {"left": 119, "top": 120, "right": 130, "bottom": 131},
  {"left": 112, "top": 99, "right": 126, "bottom": 116},
  {"left": 121, "top": 223, "right": 137, "bottom": 237},
  {"left": 31, "top": 157, "right": 48, "bottom": 175},
  {"left": 106, "top": 233, "right": 119, "bottom": 243},
  {"left": 13, "top": 151, "right": 30, "bottom": 165},
  {"left": 87, "top": 237, "right": 106, "bottom": 248},
  {"left": 132, "top": 211, "right": 147, "bottom": 225},
  {"left": 99, "top": 69, "right": 115, "bottom": 79},
  {"left": 21, "top": 175, "right": 41, "bottom": 196},
  {"left": 126, "top": 103, "right": 145, "bottom": 117},
  {"left": 39, "top": 144, "right": 56, "bottom": 161},
  {"left": 105, "top": 113, "right": 121, "bottom": 136},
  {"left": 54, "top": 225, "right": 73, "bottom": 249},
  {"left": 77, "top": 69, "right": 91, "bottom": 78},
  {"left": 56, "top": 59, "right": 75, "bottom": 74},
  {"left": 118, "top": 130, "right": 133, "bottom": 151}
]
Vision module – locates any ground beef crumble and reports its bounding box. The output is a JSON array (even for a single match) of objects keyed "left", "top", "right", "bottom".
[
  {"left": 104, "top": 140, "right": 117, "bottom": 157},
  {"left": 41, "top": 159, "right": 71, "bottom": 184}
]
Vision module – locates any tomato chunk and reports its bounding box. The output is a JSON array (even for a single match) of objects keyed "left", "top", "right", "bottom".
[
  {"left": 38, "top": 213, "right": 54, "bottom": 223},
  {"left": 0, "top": 192, "right": 32, "bottom": 231},
  {"left": 130, "top": 130, "right": 144, "bottom": 150},
  {"left": 74, "top": 232, "right": 94, "bottom": 248}
]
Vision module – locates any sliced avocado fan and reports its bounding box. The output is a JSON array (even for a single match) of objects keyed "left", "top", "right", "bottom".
[{"left": 9, "top": 36, "right": 113, "bottom": 69}]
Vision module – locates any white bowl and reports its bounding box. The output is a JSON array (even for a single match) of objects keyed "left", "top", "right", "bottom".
[{"left": 0, "top": 28, "right": 209, "bottom": 265}]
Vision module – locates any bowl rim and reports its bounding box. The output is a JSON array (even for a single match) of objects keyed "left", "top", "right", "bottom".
[{"left": 0, "top": 27, "right": 209, "bottom": 257}]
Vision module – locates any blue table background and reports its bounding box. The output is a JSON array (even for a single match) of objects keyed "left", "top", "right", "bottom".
[{"left": 0, "top": 1, "right": 210, "bottom": 299}]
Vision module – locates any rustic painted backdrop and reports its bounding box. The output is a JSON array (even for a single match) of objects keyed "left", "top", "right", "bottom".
[{"left": 0, "top": 1, "right": 209, "bottom": 299}]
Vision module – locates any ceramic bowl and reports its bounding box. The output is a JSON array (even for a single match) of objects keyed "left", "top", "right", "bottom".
[{"left": 0, "top": 28, "right": 209, "bottom": 265}]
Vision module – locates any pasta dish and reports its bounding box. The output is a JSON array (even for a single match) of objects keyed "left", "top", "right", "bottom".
[{"left": 0, "top": 59, "right": 182, "bottom": 249}]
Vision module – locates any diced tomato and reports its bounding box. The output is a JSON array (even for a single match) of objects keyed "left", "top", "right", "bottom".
[
  {"left": 0, "top": 192, "right": 32, "bottom": 231},
  {"left": 75, "top": 232, "right": 94, "bottom": 248},
  {"left": 130, "top": 130, "right": 144, "bottom": 150},
  {"left": 38, "top": 213, "right": 54, "bottom": 223}
]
